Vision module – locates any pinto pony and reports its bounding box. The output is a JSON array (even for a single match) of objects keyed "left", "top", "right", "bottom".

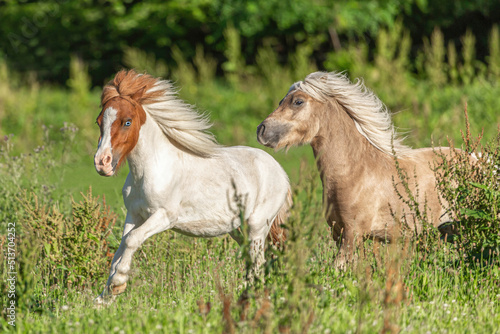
[
  {"left": 257, "top": 71, "right": 454, "bottom": 268},
  {"left": 94, "top": 70, "right": 291, "bottom": 302}
]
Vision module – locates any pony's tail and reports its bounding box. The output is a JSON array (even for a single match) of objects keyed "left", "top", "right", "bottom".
[{"left": 268, "top": 188, "right": 293, "bottom": 249}]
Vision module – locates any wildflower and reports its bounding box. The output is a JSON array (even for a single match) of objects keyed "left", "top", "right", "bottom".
[{"left": 62, "top": 305, "right": 69, "bottom": 311}]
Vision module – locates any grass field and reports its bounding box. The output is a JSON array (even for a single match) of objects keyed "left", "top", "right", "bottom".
[{"left": 1, "top": 44, "right": 500, "bottom": 333}]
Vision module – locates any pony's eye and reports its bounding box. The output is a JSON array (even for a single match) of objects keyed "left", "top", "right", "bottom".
[
  {"left": 293, "top": 99, "right": 304, "bottom": 106},
  {"left": 124, "top": 120, "right": 132, "bottom": 127}
]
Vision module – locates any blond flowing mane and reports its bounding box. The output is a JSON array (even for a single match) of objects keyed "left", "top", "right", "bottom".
[
  {"left": 101, "top": 70, "right": 220, "bottom": 157},
  {"left": 291, "top": 71, "right": 411, "bottom": 157}
]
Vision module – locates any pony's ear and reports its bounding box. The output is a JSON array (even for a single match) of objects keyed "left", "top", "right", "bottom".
[{"left": 131, "top": 86, "right": 146, "bottom": 102}]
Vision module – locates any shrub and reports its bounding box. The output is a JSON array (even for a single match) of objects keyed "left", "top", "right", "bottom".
[
  {"left": 20, "top": 187, "right": 117, "bottom": 287},
  {"left": 435, "top": 107, "right": 500, "bottom": 262}
]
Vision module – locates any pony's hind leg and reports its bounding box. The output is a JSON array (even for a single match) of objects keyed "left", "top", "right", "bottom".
[
  {"left": 247, "top": 237, "right": 266, "bottom": 284},
  {"left": 245, "top": 215, "right": 274, "bottom": 284},
  {"left": 229, "top": 226, "right": 265, "bottom": 284}
]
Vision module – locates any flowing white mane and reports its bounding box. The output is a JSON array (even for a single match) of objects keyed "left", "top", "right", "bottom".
[
  {"left": 291, "top": 71, "right": 411, "bottom": 157},
  {"left": 142, "top": 78, "right": 221, "bottom": 158}
]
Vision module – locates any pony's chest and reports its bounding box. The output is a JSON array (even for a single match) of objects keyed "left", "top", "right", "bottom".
[{"left": 122, "top": 181, "right": 171, "bottom": 217}]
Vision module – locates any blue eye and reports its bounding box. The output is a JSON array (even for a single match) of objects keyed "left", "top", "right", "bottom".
[{"left": 124, "top": 120, "right": 132, "bottom": 127}]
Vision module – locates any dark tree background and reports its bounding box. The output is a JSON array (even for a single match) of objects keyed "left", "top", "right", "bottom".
[{"left": 1, "top": 0, "right": 499, "bottom": 85}]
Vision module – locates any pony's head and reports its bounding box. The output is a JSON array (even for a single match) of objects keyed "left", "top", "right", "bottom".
[
  {"left": 257, "top": 72, "right": 330, "bottom": 150},
  {"left": 94, "top": 70, "right": 158, "bottom": 176},
  {"left": 95, "top": 70, "right": 220, "bottom": 176},
  {"left": 257, "top": 71, "right": 410, "bottom": 156}
]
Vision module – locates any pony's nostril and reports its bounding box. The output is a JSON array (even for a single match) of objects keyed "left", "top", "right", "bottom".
[
  {"left": 257, "top": 123, "right": 266, "bottom": 137},
  {"left": 103, "top": 155, "right": 112, "bottom": 165}
]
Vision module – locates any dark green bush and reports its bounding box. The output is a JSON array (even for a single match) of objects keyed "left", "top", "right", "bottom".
[{"left": 1, "top": 0, "right": 499, "bottom": 85}]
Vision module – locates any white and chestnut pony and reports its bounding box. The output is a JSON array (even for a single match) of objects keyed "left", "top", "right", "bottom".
[
  {"left": 94, "top": 70, "right": 291, "bottom": 302},
  {"left": 257, "top": 71, "right": 456, "bottom": 269}
]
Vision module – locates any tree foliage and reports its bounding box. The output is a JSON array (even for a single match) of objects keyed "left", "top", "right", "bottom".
[{"left": 0, "top": 0, "right": 498, "bottom": 85}]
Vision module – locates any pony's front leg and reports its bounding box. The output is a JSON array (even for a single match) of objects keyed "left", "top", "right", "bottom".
[
  {"left": 96, "top": 209, "right": 171, "bottom": 303},
  {"left": 333, "top": 229, "right": 358, "bottom": 270},
  {"left": 95, "top": 217, "right": 135, "bottom": 305}
]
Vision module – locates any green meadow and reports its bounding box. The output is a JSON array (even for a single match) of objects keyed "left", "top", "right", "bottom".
[{"left": 1, "top": 19, "right": 500, "bottom": 334}]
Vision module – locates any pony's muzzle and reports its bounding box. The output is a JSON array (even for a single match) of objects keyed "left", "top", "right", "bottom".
[
  {"left": 94, "top": 149, "right": 115, "bottom": 177},
  {"left": 257, "top": 121, "right": 288, "bottom": 148}
]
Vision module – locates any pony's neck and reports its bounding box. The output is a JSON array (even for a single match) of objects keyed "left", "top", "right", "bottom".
[
  {"left": 126, "top": 115, "right": 184, "bottom": 181},
  {"left": 310, "top": 102, "right": 388, "bottom": 187}
]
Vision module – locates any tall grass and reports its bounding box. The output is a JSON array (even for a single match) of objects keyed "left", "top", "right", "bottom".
[
  {"left": 4, "top": 158, "right": 500, "bottom": 332},
  {"left": 1, "top": 25, "right": 500, "bottom": 333}
]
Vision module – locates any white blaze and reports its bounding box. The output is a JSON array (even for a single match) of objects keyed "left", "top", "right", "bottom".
[{"left": 98, "top": 107, "right": 118, "bottom": 152}]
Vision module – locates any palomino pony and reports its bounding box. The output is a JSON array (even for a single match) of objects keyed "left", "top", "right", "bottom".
[
  {"left": 257, "top": 71, "right": 454, "bottom": 269},
  {"left": 94, "top": 70, "right": 291, "bottom": 302}
]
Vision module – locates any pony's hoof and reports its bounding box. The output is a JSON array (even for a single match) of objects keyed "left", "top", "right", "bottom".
[
  {"left": 111, "top": 282, "right": 127, "bottom": 295},
  {"left": 333, "top": 256, "right": 348, "bottom": 271},
  {"left": 94, "top": 293, "right": 116, "bottom": 308}
]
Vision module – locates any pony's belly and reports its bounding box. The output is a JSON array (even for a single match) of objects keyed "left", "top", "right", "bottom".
[{"left": 171, "top": 219, "right": 240, "bottom": 238}]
